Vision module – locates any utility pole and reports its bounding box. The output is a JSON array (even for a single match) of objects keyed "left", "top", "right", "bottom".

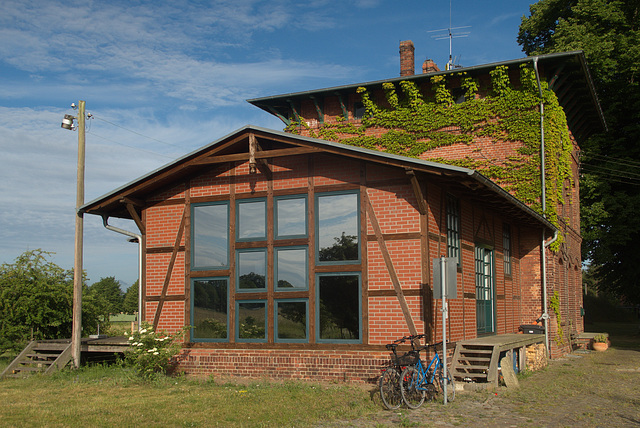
[{"left": 72, "top": 100, "right": 86, "bottom": 369}]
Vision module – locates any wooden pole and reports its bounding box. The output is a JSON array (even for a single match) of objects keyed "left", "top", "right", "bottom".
[{"left": 71, "top": 100, "right": 86, "bottom": 369}]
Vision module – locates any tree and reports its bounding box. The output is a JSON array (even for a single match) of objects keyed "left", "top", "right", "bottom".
[
  {"left": 88, "top": 276, "right": 124, "bottom": 317},
  {"left": 0, "top": 250, "right": 101, "bottom": 353},
  {"left": 519, "top": 0, "right": 640, "bottom": 303},
  {"left": 122, "top": 281, "right": 139, "bottom": 314}
]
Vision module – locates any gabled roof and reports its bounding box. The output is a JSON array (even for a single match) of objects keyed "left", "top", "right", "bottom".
[
  {"left": 247, "top": 51, "right": 606, "bottom": 146},
  {"left": 81, "top": 126, "right": 556, "bottom": 233}
]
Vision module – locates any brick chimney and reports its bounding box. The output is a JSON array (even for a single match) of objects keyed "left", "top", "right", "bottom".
[
  {"left": 422, "top": 58, "right": 440, "bottom": 74},
  {"left": 399, "top": 40, "right": 415, "bottom": 77}
]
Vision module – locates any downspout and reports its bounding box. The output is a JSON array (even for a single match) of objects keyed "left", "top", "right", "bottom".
[
  {"left": 101, "top": 215, "right": 143, "bottom": 332},
  {"left": 533, "top": 57, "right": 552, "bottom": 356}
]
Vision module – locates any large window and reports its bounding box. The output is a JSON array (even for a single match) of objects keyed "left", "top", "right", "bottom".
[
  {"left": 190, "top": 191, "right": 363, "bottom": 344},
  {"left": 192, "top": 202, "right": 229, "bottom": 270},
  {"left": 191, "top": 278, "right": 228, "bottom": 341},
  {"left": 316, "top": 192, "right": 359, "bottom": 263},
  {"left": 316, "top": 273, "right": 361, "bottom": 343},
  {"left": 446, "top": 195, "right": 461, "bottom": 264}
]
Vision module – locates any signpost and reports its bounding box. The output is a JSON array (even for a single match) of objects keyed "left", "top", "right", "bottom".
[{"left": 433, "top": 257, "right": 457, "bottom": 404}]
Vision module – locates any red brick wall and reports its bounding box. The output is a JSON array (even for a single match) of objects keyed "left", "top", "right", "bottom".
[
  {"left": 286, "top": 85, "right": 583, "bottom": 358},
  {"left": 142, "top": 148, "right": 573, "bottom": 380}
]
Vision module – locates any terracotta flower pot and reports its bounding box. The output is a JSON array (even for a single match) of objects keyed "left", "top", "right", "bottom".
[{"left": 592, "top": 341, "right": 608, "bottom": 351}]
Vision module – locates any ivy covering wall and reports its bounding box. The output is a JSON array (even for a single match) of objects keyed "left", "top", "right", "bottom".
[{"left": 286, "top": 64, "right": 573, "bottom": 247}]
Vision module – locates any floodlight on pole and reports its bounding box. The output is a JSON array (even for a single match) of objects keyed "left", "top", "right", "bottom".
[{"left": 61, "top": 100, "right": 86, "bottom": 369}]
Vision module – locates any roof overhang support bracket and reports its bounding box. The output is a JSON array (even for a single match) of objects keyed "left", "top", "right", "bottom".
[
  {"left": 266, "top": 106, "right": 291, "bottom": 127},
  {"left": 120, "top": 197, "right": 145, "bottom": 235},
  {"left": 336, "top": 92, "right": 349, "bottom": 120},
  {"left": 310, "top": 96, "right": 324, "bottom": 123},
  {"left": 405, "top": 169, "right": 427, "bottom": 215},
  {"left": 249, "top": 133, "right": 272, "bottom": 180},
  {"left": 548, "top": 63, "right": 566, "bottom": 90},
  {"left": 287, "top": 99, "right": 300, "bottom": 124}
]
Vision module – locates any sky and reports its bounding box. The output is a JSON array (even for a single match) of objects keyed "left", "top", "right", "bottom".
[{"left": 0, "top": 0, "right": 538, "bottom": 290}]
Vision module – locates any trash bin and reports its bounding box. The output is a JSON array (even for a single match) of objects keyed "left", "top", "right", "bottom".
[{"left": 519, "top": 324, "right": 544, "bottom": 334}]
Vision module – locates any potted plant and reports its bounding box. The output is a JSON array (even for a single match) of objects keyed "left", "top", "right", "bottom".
[{"left": 592, "top": 333, "right": 609, "bottom": 351}]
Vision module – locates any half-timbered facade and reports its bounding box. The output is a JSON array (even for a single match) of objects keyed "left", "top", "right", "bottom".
[{"left": 82, "top": 125, "right": 558, "bottom": 381}]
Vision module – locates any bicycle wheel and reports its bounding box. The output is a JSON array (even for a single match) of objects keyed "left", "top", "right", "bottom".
[
  {"left": 436, "top": 365, "right": 456, "bottom": 403},
  {"left": 400, "top": 366, "right": 426, "bottom": 409},
  {"left": 379, "top": 367, "right": 402, "bottom": 410}
]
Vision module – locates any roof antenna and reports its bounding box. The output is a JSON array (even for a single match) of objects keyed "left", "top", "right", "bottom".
[{"left": 427, "top": 0, "right": 470, "bottom": 70}]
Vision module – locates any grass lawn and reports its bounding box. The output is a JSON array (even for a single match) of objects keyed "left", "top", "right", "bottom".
[
  {"left": 0, "top": 362, "right": 377, "bottom": 427},
  {"left": 1, "top": 320, "right": 638, "bottom": 427}
]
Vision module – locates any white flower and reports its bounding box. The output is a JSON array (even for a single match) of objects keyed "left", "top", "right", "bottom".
[
  {"left": 131, "top": 342, "right": 138, "bottom": 346},
  {"left": 140, "top": 329, "right": 147, "bottom": 334},
  {"left": 137, "top": 343, "right": 143, "bottom": 346},
  {"left": 129, "top": 336, "right": 134, "bottom": 341},
  {"left": 153, "top": 352, "right": 159, "bottom": 355}
]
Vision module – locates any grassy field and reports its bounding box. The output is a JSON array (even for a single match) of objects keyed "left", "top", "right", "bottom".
[
  {"left": 1, "top": 321, "right": 638, "bottom": 427},
  {"left": 0, "top": 360, "right": 378, "bottom": 427}
]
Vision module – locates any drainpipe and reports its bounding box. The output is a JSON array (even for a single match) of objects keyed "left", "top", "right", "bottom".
[
  {"left": 532, "top": 57, "right": 553, "bottom": 356},
  {"left": 102, "top": 215, "right": 143, "bottom": 332}
]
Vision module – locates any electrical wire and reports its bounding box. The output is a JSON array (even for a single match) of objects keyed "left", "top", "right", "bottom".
[
  {"left": 85, "top": 130, "right": 175, "bottom": 160},
  {"left": 91, "top": 115, "right": 184, "bottom": 149}
]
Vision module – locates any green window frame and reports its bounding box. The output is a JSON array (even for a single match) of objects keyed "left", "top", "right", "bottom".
[
  {"left": 275, "top": 299, "right": 308, "bottom": 343},
  {"left": 446, "top": 194, "right": 461, "bottom": 264},
  {"left": 236, "top": 300, "right": 267, "bottom": 342},
  {"left": 191, "top": 277, "right": 229, "bottom": 342},
  {"left": 275, "top": 246, "right": 308, "bottom": 291},
  {"left": 316, "top": 272, "right": 361, "bottom": 343},
  {"left": 315, "top": 191, "right": 360, "bottom": 265},
  {"left": 236, "top": 198, "right": 267, "bottom": 241},
  {"left": 191, "top": 202, "right": 229, "bottom": 270},
  {"left": 236, "top": 248, "right": 267, "bottom": 292},
  {"left": 275, "top": 195, "right": 308, "bottom": 239},
  {"left": 503, "top": 224, "right": 512, "bottom": 276}
]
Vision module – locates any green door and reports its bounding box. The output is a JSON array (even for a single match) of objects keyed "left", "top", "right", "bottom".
[{"left": 475, "top": 246, "right": 494, "bottom": 335}]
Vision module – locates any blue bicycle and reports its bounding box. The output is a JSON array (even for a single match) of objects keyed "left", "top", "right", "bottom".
[{"left": 400, "top": 340, "right": 456, "bottom": 408}]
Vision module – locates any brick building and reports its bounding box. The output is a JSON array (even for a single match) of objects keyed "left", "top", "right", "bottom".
[{"left": 81, "top": 49, "right": 605, "bottom": 381}]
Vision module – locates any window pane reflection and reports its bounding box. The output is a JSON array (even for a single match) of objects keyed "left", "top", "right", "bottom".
[
  {"left": 237, "top": 301, "right": 266, "bottom": 340},
  {"left": 193, "top": 203, "right": 228, "bottom": 269},
  {"left": 276, "top": 300, "right": 307, "bottom": 340},
  {"left": 192, "top": 279, "right": 228, "bottom": 340},
  {"left": 276, "top": 247, "right": 307, "bottom": 289},
  {"left": 317, "top": 193, "right": 359, "bottom": 262},
  {"left": 276, "top": 197, "right": 307, "bottom": 238},
  {"left": 237, "top": 250, "right": 266, "bottom": 290},
  {"left": 318, "top": 274, "right": 360, "bottom": 341},
  {"left": 237, "top": 199, "right": 266, "bottom": 240}
]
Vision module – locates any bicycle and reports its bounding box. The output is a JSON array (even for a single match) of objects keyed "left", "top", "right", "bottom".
[
  {"left": 378, "top": 335, "right": 421, "bottom": 410},
  {"left": 400, "top": 341, "right": 456, "bottom": 409}
]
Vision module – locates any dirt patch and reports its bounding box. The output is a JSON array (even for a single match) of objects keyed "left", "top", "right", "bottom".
[{"left": 321, "top": 346, "right": 640, "bottom": 427}]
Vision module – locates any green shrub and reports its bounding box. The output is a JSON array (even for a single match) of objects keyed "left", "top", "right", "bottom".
[{"left": 124, "top": 322, "right": 183, "bottom": 378}]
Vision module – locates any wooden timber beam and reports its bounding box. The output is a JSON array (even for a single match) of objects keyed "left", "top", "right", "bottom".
[
  {"left": 121, "top": 198, "right": 145, "bottom": 235},
  {"left": 249, "top": 133, "right": 272, "bottom": 180},
  {"left": 405, "top": 169, "right": 427, "bottom": 215},
  {"left": 365, "top": 193, "right": 418, "bottom": 336},
  {"left": 152, "top": 204, "right": 187, "bottom": 329},
  {"left": 192, "top": 146, "right": 320, "bottom": 165}
]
